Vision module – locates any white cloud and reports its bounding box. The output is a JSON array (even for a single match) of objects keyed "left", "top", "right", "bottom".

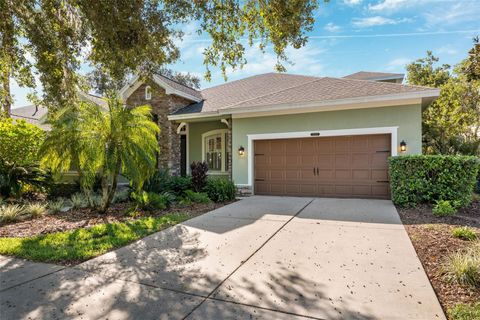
[
  {"left": 368, "top": 0, "right": 411, "bottom": 12},
  {"left": 352, "top": 16, "right": 411, "bottom": 28},
  {"left": 343, "top": 0, "right": 362, "bottom": 5},
  {"left": 324, "top": 22, "right": 341, "bottom": 33},
  {"left": 424, "top": 2, "right": 480, "bottom": 27},
  {"left": 437, "top": 45, "right": 458, "bottom": 55},
  {"left": 386, "top": 57, "right": 411, "bottom": 71}
]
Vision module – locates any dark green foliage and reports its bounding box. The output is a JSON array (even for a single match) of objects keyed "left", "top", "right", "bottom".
[
  {"left": 190, "top": 161, "right": 208, "bottom": 192},
  {"left": 183, "top": 190, "right": 211, "bottom": 204},
  {"left": 144, "top": 170, "right": 193, "bottom": 196},
  {"left": 130, "top": 190, "right": 168, "bottom": 211},
  {"left": 0, "top": 162, "right": 51, "bottom": 198},
  {"left": 432, "top": 200, "right": 458, "bottom": 216},
  {"left": 389, "top": 155, "right": 480, "bottom": 207},
  {"left": 205, "top": 178, "right": 236, "bottom": 203},
  {"left": 48, "top": 183, "right": 80, "bottom": 199}
]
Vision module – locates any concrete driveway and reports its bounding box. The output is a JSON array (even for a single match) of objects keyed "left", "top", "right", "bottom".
[{"left": 0, "top": 197, "right": 445, "bottom": 320}]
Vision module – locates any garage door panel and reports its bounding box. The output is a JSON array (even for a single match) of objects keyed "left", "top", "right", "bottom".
[
  {"left": 352, "top": 154, "right": 370, "bottom": 168},
  {"left": 372, "top": 154, "right": 389, "bottom": 168},
  {"left": 317, "top": 139, "right": 334, "bottom": 153},
  {"left": 352, "top": 185, "right": 371, "bottom": 196},
  {"left": 335, "top": 169, "right": 351, "bottom": 179},
  {"left": 352, "top": 169, "right": 370, "bottom": 180},
  {"left": 335, "top": 154, "right": 351, "bottom": 168},
  {"left": 254, "top": 134, "right": 391, "bottom": 199}
]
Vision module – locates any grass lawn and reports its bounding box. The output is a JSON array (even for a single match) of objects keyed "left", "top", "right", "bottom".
[{"left": 0, "top": 213, "right": 189, "bottom": 265}]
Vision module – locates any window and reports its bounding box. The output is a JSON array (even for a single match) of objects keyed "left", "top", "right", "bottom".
[
  {"left": 145, "top": 85, "right": 152, "bottom": 100},
  {"left": 202, "top": 129, "right": 229, "bottom": 173}
]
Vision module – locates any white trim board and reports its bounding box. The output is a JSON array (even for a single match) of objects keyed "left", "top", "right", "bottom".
[{"left": 245, "top": 126, "right": 398, "bottom": 189}]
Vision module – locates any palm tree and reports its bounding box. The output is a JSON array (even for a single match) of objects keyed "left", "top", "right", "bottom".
[{"left": 41, "top": 95, "right": 159, "bottom": 212}]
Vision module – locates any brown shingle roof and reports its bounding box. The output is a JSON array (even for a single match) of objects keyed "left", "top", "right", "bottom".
[
  {"left": 343, "top": 71, "right": 404, "bottom": 81},
  {"left": 154, "top": 73, "right": 203, "bottom": 100},
  {"left": 173, "top": 73, "right": 437, "bottom": 115},
  {"left": 10, "top": 105, "right": 49, "bottom": 130}
]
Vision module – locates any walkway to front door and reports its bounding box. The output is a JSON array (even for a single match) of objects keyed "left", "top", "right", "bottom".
[{"left": 0, "top": 197, "right": 445, "bottom": 319}]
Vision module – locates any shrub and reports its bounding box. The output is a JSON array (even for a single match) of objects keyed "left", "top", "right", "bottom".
[
  {"left": 452, "top": 227, "right": 478, "bottom": 241},
  {"left": 190, "top": 161, "right": 208, "bottom": 192},
  {"left": 0, "top": 117, "right": 44, "bottom": 166},
  {"left": 432, "top": 200, "right": 458, "bottom": 216},
  {"left": 144, "top": 170, "right": 192, "bottom": 196},
  {"left": 0, "top": 162, "right": 51, "bottom": 198},
  {"left": 131, "top": 191, "right": 167, "bottom": 210},
  {"left": 448, "top": 303, "right": 480, "bottom": 320},
  {"left": 70, "top": 193, "right": 88, "bottom": 209},
  {"left": 0, "top": 204, "right": 26, "bottom": 222},
  {"left": 24, "top": 203, "right": 47, "bottom": 218},
  {"left": 183, "top": 190, "right": 211, "bottom": 204},
  {"left": 48, "top": 199, "right": 65, "bottom": 214},
  {"left": 389, "top": 155, "right": 480, "bottom": 207},
  {"left": 443, "top": 242, "right": 480, "bottom": 287},
  {"left": 112, "top": 188, "right": 131, "bottom": 203},
  {"left": 205, "top": 178, "right": 236, "bottom": 203}
]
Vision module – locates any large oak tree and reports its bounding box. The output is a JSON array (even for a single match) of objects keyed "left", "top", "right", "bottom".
[{"left": 1, "top": 0, "right": 321, "bottom": 113}]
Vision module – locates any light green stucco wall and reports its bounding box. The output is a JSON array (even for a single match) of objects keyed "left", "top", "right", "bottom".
[
  {"left": 188, "top": 120, "right": 230, "bottom": 177},
  {"left": 231, "top": 104, "right": 422, "bottom": 185}
]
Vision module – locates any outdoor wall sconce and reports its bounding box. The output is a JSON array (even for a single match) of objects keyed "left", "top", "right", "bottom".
[
  {"left": 238, "top": 146, "right": 245, "bottom": 156},
  {"left": 400, "top": 140, "right": 407, "bottom": 153}
]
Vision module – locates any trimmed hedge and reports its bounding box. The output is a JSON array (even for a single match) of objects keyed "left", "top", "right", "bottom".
[{"left": 389, "top": 155, "right": 480, "bottom": 207}]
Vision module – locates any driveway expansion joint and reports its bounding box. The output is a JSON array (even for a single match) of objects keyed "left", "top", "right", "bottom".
[
  {"left": 0, "top": 265, "right": 66, "bottom": 293},
  {"left": 182, "top": 198, "right": 315, "bottom": 319}
]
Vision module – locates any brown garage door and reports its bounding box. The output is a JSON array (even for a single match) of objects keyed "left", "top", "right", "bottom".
[{"left": 254, "top": 134, "right": 391, "bottom": 199}]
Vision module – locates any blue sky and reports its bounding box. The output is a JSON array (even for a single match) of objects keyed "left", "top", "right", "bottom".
[{"left": 11, "top": 0, "right": 480, "bottom": 108}]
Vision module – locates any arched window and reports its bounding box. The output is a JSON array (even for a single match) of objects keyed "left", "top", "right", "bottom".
[
  {"left": 145, "top": 85, "right": 152, "bottom": 100},
  {"left": 202, "top": 129, "right": 229, "bottom": 173}
]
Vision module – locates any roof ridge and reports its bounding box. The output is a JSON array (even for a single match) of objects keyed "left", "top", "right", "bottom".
[
  {"left": 329, "top": 76, "right": 434, "bottom": 90},
  {"left": 154, "top": 72, "right": 200, "bottom": 92},
  {"left": 221, "top": 76, "right": 324, "bottom": 110},
  {"left": 200, "top": 73, "right": 271, "bottom": 93}
]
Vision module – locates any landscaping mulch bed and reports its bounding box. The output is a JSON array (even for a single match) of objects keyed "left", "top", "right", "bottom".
[
  {"left": 0, "top": 201, "right": 231, "bottom": 238},
  {"left": 398, "top": 200, "right": 480, "bottom": 315}
]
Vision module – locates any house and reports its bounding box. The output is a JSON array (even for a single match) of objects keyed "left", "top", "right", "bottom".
[
  {"left": 342, "top": 71, "right": 405, "bottom": 83},
  {"left": 12, "top": 71, "right": 439, "bottom": 199}
]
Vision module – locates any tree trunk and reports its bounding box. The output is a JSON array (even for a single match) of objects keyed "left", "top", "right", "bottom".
[
  {"left": 99, "top": 159, "right": 122, "bottom": 213},
  {"left": 0, "top": 13, "right": 14, "bottom": 116}
]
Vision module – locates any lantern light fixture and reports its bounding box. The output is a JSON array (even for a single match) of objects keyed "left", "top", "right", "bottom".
[
  {"left": 400, "top": 140, "right": 407, "bottom": 152},
  {"left": 238, "top": 146, "right": 245, "bottom": 156}
]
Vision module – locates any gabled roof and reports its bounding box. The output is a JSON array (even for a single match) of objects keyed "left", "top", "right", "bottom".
[
  {"left": 10, "top": 93, "right": 107, "bottom": 130},
  {"left": 171, "top": 73, "right": 439, "bottom": 118},
  {"left": 343, "top": 71, "right": 404, "bottom": 81},
  {"left": 119, "top": 73, "right": 202, "bottom": 102}
]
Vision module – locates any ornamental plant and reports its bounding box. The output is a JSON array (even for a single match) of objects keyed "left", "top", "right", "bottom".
[{"left": 0, "top": 116, "right": 44, "bottom": 166}]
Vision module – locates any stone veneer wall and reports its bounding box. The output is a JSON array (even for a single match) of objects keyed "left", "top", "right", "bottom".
[{"left": 126, "top": 80, "right": 192, "bottom": 176}]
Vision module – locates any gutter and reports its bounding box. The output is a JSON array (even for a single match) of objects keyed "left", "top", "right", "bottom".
[{"left": 167, "top": 89, "right": 440, "bottom": 121}]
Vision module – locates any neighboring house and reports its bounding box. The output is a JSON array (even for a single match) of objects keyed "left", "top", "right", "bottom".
[
  {"left": 11, "top": 71, "right": 439, "bottom": 199},
  {"left": 343, "top": 71, "right": 405, "bottom": 83}
]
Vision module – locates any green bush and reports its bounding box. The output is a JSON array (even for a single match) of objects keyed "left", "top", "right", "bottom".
[
  {"left": 432, "top": 200, "right": 458, "bottom": 216},
  {"left": 131, "top": 191, "right": 168, "bottom": 210},
  {"left": 389, "top": 155, "right": 480, "bottom": 207},
  {"left": 448, "top": 303, "right": 480, "bottom": 320},
  {"left": 0, "top": 117, "right": 44, "bottom": 166},
  {"left": 0, "top": 162, "right": 51, "bottom": 198},
  {"left": 183, "top": 190, "right": 211, "bottom": 204},
  {"left": 144, "top": 170, "right": 192, "bottom": 196},
  {"left": 205, "top": 178, "right": 236, "bottom": 203}
]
